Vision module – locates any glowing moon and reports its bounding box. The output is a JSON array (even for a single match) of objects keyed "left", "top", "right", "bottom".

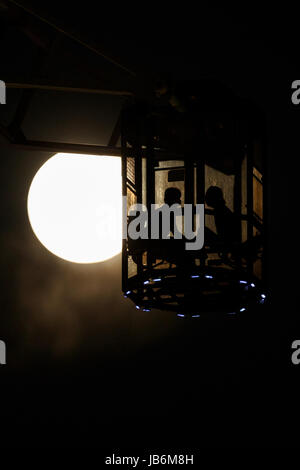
[{"left": 27, "top": 153, "right": 122, "bottom": 263}]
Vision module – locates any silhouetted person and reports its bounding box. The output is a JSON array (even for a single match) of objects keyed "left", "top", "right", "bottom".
[
  {"left": 205, "top": 186, "right": 240, "bottom": 253},
  {"left": 151, "top": 187, "right": 193, "bottom": 269},
  {"left": 129, "top": 187, "right": 183, "bottom": 266},
  {"left": 205, "top": 186, "right": 263, "bottom": 265},
  {"left": 162, "top": 187, "right": 182, "bottom": 237},
  {"left": 164, "top": 187, "right": 181, "bottom": 205}
]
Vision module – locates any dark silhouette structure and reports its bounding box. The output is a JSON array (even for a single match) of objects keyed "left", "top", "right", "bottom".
[{"left": 122, "top": 79, "right": 267, "bottom": 316}]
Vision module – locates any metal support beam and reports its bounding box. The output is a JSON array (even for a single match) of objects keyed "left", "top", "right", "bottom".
[
  {"left": 121, "top": 111, "right": 128, "bottom": 292},
  {"left": 6, "top": 82, "right": 133, "bottom": 97},
  {"left": 6, "top": 0, "right": 136, "bottom": 77},
  {"left": 108, "top": 113, "right": 122, "bottom": 147},
  {"left": 247, "top": 141, "right": 254, "bottom": 275},
  {"left": 0, "top": 138, "right": 121, "bottom": 156},
  {"left": 0, "top": 123, "right": 15, "bottom": 143},
  {"left": 7, "top": 88, "right": 32, "bottom": 141}
]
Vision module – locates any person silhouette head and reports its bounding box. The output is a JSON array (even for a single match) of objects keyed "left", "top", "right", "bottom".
[
  {"left": 205, "top": 186, "right": 225, "bottom": 209},
  {"left": 164, "top": 187, "right": 181, "bottom": 206}
]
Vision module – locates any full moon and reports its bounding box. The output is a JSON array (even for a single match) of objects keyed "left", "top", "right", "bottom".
[{"left": 27, "top": 153, "right": 122, "bottom": 263}]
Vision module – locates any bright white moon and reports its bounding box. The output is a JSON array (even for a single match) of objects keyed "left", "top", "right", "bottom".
[{"left": 27, "top": 153, "right": 122, "bottom": 263}]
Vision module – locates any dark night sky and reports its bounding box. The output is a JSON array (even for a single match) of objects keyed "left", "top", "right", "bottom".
[{"left": 1, "top": 2, "right": 300, "bottom": 449}]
